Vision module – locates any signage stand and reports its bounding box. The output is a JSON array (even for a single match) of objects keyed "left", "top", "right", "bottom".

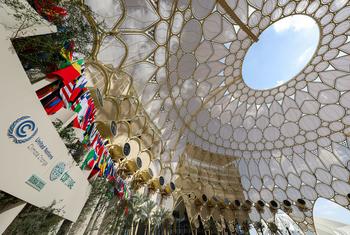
[{"left": 0, "top": 0, "right": 91, "bottom": 226}]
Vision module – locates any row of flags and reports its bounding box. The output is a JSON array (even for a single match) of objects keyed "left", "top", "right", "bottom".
[
  {"left": 35, "top": 43, "right": 116, "bottom": 182},
  {"left": 38, "top": 59, "right": 86, "bottom": 115},
  {"left": 32, "top": 1, "right": 132, "bottom": 206}
]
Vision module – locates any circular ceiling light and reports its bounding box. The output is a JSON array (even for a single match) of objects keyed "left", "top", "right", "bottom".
[{"left": 242, "top": 15, "right": 320, "bottom": 90}]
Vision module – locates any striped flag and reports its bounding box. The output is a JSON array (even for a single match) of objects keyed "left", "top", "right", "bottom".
[{"left": 60, "top": 76, "right": 88, "bottom": 108}]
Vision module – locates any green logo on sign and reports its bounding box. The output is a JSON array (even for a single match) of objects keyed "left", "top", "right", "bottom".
[
  {"left": 26, "top": 174, "right": 46, "bottom": 191},
  {"left": 50, "top": 162, "right": 66, "bottom": 181}
]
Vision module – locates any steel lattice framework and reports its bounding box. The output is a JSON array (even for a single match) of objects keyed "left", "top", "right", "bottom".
[{"left": 81, "top": 0, "right": 350, "bottom": 233}]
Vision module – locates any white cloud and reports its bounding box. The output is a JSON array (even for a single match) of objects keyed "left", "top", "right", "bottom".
[
  {"left": 276, "top": 80, "right": 285, "bottom": 86},
  {"left": 273, "top": 15, "right": 316, "bottom": 33},
  {"left": 297, "top": 47, "right": 314, "bottom": 66}
]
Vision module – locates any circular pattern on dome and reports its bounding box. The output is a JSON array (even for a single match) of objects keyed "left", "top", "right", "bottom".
[
  {"left": 208, "top": 119, "right": 221, "bottom": 134},
  {"left": 299, "top": 115, "right": 321, "bottom": 131},
  {"left": 233, "top": 127, "right": 247, "bottom": 142},
  {"left": 264, "top": 126, "right": 280, "bottom": 141},
  {"left": 220, "top": 124, "right": 233, "bottom": 140},
  {"left": 248, "top": 128, "right": 263, "bottom": 143},
  {"left": 281, "top": 122, "right": 300, "bottom": 138},
  {"left": 319, "top": 104, "right": 345, "bottom": 122},
  {"left": 85, "top": 0, "right": 350, "bottom": 230}
]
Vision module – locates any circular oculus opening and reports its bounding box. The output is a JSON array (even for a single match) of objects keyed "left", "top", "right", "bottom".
[{"left": 242, "top": 15, "right": 319, "bottom": 90}]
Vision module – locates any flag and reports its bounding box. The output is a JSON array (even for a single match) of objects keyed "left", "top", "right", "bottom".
[
  {"left": 47, "top": 61, "right": 82, "bottom": 86},
  {"left": 60, "top": 41, "right": 74, "bottom": 63},
  {"left": 59, "top": 76, "right": 87, "bottom": 108},
  {"left": 98, "top": 153, "right": 107, "bottom": 176},
  {"left": 68, "top": 76, "right": 88, "bottom": 103},
  {"left": 80, "top": 105, "right": 95, "bottom": 131},
  {"left": 96, "top": 142, "right": 105, "bottom": 158},
  {"left": 41, "top": 91, "right": 64, "bottom": 115},
  {"left": 88, "top": 164, "right": 100, "bottom": 180},
  {"left": 88, "top": 129, "right": 99, "bottom": 147},
  {"left": 36, "top": 80, "right": 60, "bottom": 100},
  {"left": 124, "top": 184, "right": 129, "bottom": 200},
  {"left": 72, "top": 92, "right": 91, "bottom": 121},
  {"left": 81, "top": 149, "right": 96, "bottom": 170},
  {"left": 71, "top": 101, "right": 82, "bottom": 114},
  {"left": 59, "top": 81, "right": 74, "bottom": 108},
  {"left": 72, "top": 117, "right": 81, "bottom": 129},
  {"left": 104, "top": 158, "right": 114, "bottom": 177},
  {"left": 80, "top": 122, "right": 95, "bottom": 144}
]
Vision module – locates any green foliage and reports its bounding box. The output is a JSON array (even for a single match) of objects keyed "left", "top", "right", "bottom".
[
  {"left": 53, "top": 119, "right": 86, "bottom": 163},
  {"left": 4, "top": 202, "right": 62, "bottom": 235},
  {"left": 97, "top": 192, "right": 171, "bottom": 234},
  {"left": 209, "top": 217, "right": 218, "bottom": 234},
  {"left": 151, "top": 207, "right": 172, "bottom": 231},
  {"left": 59, "top": 0, "right": 94, "bottom": 57},
  {"left": 68, "top": 178, "right": 112, "bottom": 234},
  {"left": 1, "top": 0, "right": 94, "bottom": 73}
]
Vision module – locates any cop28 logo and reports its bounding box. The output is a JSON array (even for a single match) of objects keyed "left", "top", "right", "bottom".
[
  {"left": 50, "top": 162, "right": 66, "bottom": 181},
  {"left": 7, "top": 116, "right": 38, "bottom": 144}
]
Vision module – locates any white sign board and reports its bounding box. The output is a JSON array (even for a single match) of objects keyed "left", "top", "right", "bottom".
[{"left": 0, "top": 5, "right": 91, "bottom": 222}]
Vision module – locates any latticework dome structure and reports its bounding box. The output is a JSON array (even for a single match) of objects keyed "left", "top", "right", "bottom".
[
  {"left": 1, "top": 0, "right": 350, "bottom": 234},
  {"left": 80, "top": 0, "right": 350, "bottom": 233}
]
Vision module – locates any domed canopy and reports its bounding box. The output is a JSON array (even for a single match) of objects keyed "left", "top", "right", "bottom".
[{"left": 84, "top": 0, "right": 350, "bottom": 232}]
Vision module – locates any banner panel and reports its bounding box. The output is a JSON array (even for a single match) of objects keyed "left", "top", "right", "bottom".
[{"left": 0, "top": 25, "right": 91, "bottom": 222}]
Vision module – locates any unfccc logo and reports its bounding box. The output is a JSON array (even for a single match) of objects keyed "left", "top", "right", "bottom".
[
  {"left": 7, "top": 116, "right": 38, "bottom": 144},
  {"left": 50, "top": 162, "right": 66, "bottom": 181}
]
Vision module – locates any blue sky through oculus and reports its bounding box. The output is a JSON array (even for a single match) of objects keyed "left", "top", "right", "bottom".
[
  {"left": 313, "top": 198, "right": 350, "bottom": 226},
  {"left": 243, "top": 15, "right": 350, "bottom": 233},
  {"left": 242, "top": 15, "right": 320, "bottom": 90}
]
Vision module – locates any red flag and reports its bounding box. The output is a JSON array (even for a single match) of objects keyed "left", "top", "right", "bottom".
[
  {"left": 43, "top": 96, "right": 63, "bottom": 115},
  {"left": 87, "top": 157, "right": 95, "bottom": 169},
  {"left": 36, "top": 80, "right": 60, "bottom": 100},
  {"left": 88, "top": 167, "right": 99, "bottom": 180},
  {"left": 72, "top": 117, "right": 81, "bottom": 129},
  {"left": 47, "top": 65, "right": 81, "bottom": 86}
]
